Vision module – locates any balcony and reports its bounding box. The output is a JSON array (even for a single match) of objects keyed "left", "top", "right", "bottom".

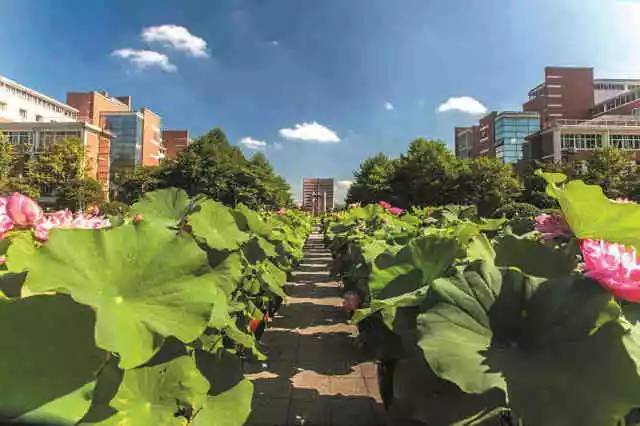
[{"left": 553, "top": 118, "right": 640, "bottom": 128}]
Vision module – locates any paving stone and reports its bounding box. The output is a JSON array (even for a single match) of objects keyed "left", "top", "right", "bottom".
[{"left": 246, "top": 230, "right": 383, "bottom": 426}]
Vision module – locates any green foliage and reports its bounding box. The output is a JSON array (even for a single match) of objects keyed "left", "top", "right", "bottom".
[
  {"left": 539, "top": 171, "right": 640, "bottom": 251},
  {"left": 0, "top": 295, "right": 107, "bottom": 424},
  {"left": 346, "top": 153, "right": 397, "bottom": 204},
  {"left": 159, "top": 128, "right": 291, "bottom": 209},
  {"left": 347, "top": 138, "right": 521, "bottom": 216},
  {"left": 0, "top": 188, "right": 311, "bottom": 424},
  {"left": 324, "top": 173, "right": 640, "bottom": 424}
]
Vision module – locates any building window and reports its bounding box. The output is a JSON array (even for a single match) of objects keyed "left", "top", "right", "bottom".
[
  {"left": 610, "top": 134, "right": 640, "bottom": 150},
  {"left": 35, "top": 114, "right": 43, "bottom": 122},
  {"left": 19, "top": 109, "right": 27, "bottom": 120},
  {"left": 0, "top": 101, "right": 6, "bottom": 112},
  {"left": 561, "top": 134, "right": 603, "bottom": 150}
]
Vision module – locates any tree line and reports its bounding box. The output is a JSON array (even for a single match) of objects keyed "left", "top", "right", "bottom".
[
  {"left": 0, "top": 127, "right": 292, "bottom": 211},
  {"left": 346, "top": 138, "right": 640, "bottom": 216}
]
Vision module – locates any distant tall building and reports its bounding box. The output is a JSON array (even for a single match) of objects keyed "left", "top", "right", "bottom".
[
  {"left": 162, "top": 129, "right": 190, "bottom": 160},
  {"left": 302, "top": 178, "right": 334, "bottom": 215}
]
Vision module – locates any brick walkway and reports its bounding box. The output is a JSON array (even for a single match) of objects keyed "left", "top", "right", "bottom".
[{"left": 244, "top": 231, "right": 386, "bottom": 426}]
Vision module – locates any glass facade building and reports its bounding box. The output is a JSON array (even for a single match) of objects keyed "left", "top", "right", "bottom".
[
  {"left": 494, "top": 113, "right": 540, "bottom": 163},
  {"left": 103, "top": 113, "right": 143, "bottom": 173}
]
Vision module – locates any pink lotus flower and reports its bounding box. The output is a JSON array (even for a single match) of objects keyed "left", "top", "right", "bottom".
[
  {"left": 580, "top": 239, "right": 640, "bottom": 302},
  {"left": 277, "top": 208, "right": 286, "bottom": 215},
  {"left": 6, "top": 193, "right": 42, "bottom": 226},
  {"left": 534, "top": 213, "right": 572, "bottom": 242},
  {"left": 33, "top": 210, "right": 111, "bottom": 241},
  {"left": 0, "top": 197, "right": 14, "bottom": 239},
  {"left": 342, "top": 291, "right": 361, "bottom": 312},
  {"left": 388, "top": 207, "right": 405, "bottom": 216},
  {"left": 379, "top": 201, "right": 392, "bottom": 210}
]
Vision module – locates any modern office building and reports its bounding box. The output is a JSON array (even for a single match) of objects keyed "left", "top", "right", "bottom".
[
  {"left": 523, "top": 116, "right": 640, "bottom": 163},
  {"left": 0, "top": 74, "right": 77, "bottom": 123},
  {"left": 454, "top": 126, "right": 476, "bottom": 159},
  {"left": 0, "top": 121, "right": 113, "bottom": 193},
  {"left": 453, "top": 111, "right": 539, "bottom": 164},
  {"left": 66, "top": 91, "right": 164, "bottom": 175},
  {"left": 162, "top": 130, "right": 191, "bottom": 160},
  {"left": 302, "top": 178, "right": 334, "bottom": 215},
  {"left": 494, "top": 111, "right": 540, "bottom": 163}
]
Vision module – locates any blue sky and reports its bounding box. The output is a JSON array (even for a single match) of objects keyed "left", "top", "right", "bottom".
[{"left": 1, "top": 0, "right": 639, "bottom": 201}]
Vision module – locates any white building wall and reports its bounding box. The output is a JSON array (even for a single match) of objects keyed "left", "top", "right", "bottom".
[{"left": 0, "top": 76, "right": 77, "bottom": 123}]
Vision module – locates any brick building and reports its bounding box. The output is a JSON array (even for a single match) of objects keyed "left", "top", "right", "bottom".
[
  {"left": 302, "top": 178, "right": 334, "bottom": 215},
  {"left": 66, "top": 91, "right": 165, "bottom": 175},
  {"left": 162, "top": 129, "right": 191, "bottom": 160}
]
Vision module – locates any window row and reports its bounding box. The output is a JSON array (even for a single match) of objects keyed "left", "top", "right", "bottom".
[
  {"left": 610, "top": 134, "right": 640, "bottom": 150},
  {"left": 561, "top": 134, "right": 602, "bottom": 150}
]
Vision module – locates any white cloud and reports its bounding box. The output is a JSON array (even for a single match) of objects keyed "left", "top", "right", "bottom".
[
  {"left": 271, "top": 40, "right": 280, "bottom": 46},
  {"left": 112, "top": 49, "right": 177, "bottom": 72},
  {"left": 239, "top": 137, "right": 267, "bottom": 150},
  {"left": 437, "top": 96, "right": 487, "bottom": 115},
  {"left": 384, "top": 101, "right": 394, "bottom": 111},
  {"left": 272, "top": 142, "right": 284, "bottom": 150},
  {"left": 278, "top": 122, "right": 340, "bottom": 143},
  {"left": 142, "top": 25, "right": 209, "bottom": 57},
  {"left": 335, "top": 180, "right": 353, "bottom": 203}
]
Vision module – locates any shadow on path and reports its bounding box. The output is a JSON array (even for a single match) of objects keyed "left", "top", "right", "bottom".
[{"left": 244, "top": 231, "right": 386, "bottom": 426}]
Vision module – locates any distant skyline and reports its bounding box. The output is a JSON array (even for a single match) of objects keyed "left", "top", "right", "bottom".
[{"left": 2, "top": 0, "right": 639, "bottom": 201}]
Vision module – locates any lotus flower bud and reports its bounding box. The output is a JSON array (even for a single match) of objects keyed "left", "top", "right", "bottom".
[
  {"left": 6, "top": 193, "right": 43, "bottom": 226},
  {"left": 388, "top": 207, "right": 405, "bottom": 216},
  {"left": 0, "top": 197, "right": 14, "bottom": 239},
  {"left": 534, "top": 213, "right": 571, "bottom": 242},
  {"left": 133, "top": 213, "right": 144, "bottom": 224},
  {"left": 342, "top": 291, "right": 361, "bottom": 312},
  {"left": 379, "top": 201, "right": 392, "bottom": 210}
]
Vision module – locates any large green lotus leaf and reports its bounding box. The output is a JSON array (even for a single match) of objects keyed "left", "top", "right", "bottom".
[
  {"left": 494, "top": 234, "right": 577, "bottom": 278},
  {"left": 390, "top": 352, "right": 506, "bottom": 426},
  {"left": 0, "top": 295, "right": 107, "bottom": 424},
  {"left": 465, "top": 234, "right": 496, "bottom": 263},
  {"left": 257, "top": 260, "right": 287, "bottom": 299},
  {"left": 130, "top": 187, "right": 191, "bottom": 228},
  {"left": 191, "top": 380, "right": 253, "bottom": 426},
  {"left": 369, "top": 235, "right": 460, "bottom": 299},
  {"left": 539, "top": 171, "right": 640, "bottom": 251},
  {"left": 22, "top": 223, "right": 221, "bottom": 369},
  {"left": 191, "top": 349, "right": 253, "bottom": 426},
  {"left": 209, "top": 251, "right": 244, "bottom": 296},
  {"left": 91, "top": 356, "right": 209, "bottom": 426},
  {"left": 190, "top": 200, "right": 250, "bottom": 251},
  {"left": 232, "top": 203, "right": 272, "bottom": 237},
  {"left": 418, "top": 261, "right": 640, "bottom": 426},
  {"left": 243, "top": 236, "right": 277, "bottom": 264},
  {"left": 5, "top": 230, "right": 36, "bottom": 275}
]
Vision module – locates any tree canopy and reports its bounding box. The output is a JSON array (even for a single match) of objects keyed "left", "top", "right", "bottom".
[{"left": 114, "top": 128, "right": 292, "bottom": 210}]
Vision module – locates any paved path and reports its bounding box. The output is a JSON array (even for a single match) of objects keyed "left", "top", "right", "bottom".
[{"left": 244, "top": 230, "right": 385, "bottom": 426}]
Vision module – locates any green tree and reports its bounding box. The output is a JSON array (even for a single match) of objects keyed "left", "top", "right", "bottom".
[
  {"left": 391, "top": 139, "right": 462, "bottom": 207},
  {"left": 159, "top": 128, "right": 291, "bottom": 209},
  {"left": 346, "top": 153, "right": 396, "bottom": 204},
  {"left": 56, "top": 178, "right": 104, "bottom": 210},
  {"left": 583, "top": 147, "right": 638, "bottom": 200},
  {"left": 112, "top": 167, "right": 162, "bottom": 204},
  {"left": 458, "top": 156, "right": 521, "bottom": 216}
]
